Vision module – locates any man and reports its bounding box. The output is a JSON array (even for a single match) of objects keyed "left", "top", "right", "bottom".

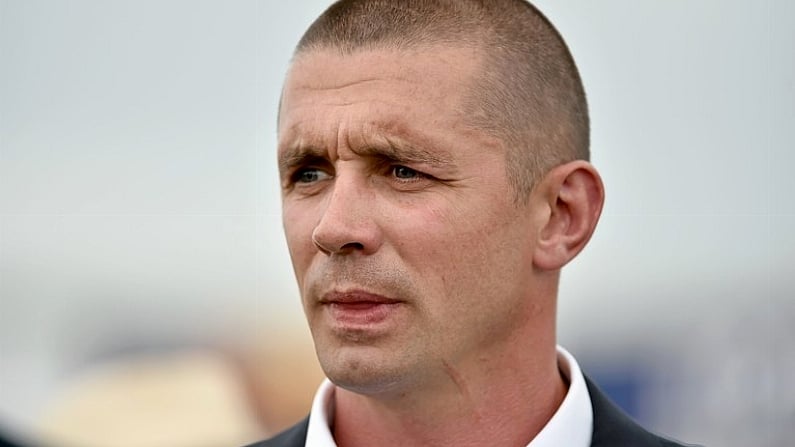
[{"left": 249, "top": 1, "right": 695, "bottom": 446}]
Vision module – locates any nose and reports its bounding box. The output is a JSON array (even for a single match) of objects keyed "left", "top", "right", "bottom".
[{"left": 311, "top": 175, "right": 383, "bottom": 255}]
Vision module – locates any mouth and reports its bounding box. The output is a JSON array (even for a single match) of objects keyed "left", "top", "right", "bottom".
[{"left": 320, "top": 289, "right": 403, "bottom": 326}]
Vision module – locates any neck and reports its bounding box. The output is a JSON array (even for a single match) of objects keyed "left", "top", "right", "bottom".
[{"left": 332, "top": 340, "right": 566, "bottom": 447}]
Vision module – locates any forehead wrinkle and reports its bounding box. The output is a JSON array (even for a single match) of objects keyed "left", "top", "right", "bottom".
[{"left": 293, "top": 76, "right": 409, "bottom": 93}]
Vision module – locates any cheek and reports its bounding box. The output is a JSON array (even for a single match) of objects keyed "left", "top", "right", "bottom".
[
  {"left": 397, "top": 200, "right": 529, "bottom": 297},
  {"left": 392, "top": 203, "right": 505, "bottom": 283},
  {"left": 282, "top": 204, "right": 318, "bottom": 273}
]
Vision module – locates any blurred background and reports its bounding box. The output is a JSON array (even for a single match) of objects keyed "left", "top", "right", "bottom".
[{"left": 1, "top": 1, "right": 792, "bottom": 446}]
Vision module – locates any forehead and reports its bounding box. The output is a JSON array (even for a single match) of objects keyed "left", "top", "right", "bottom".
[
  {"left": 283, "top": 45, "right": 481, "bottom": 98},
  {"left": 278, "top": 46, "right": 484, "bottom": 143},
  {"left": 275, "top": 46, "right": 499, "bottom": 173}
]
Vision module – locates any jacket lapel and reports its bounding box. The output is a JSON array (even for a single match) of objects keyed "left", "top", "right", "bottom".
[
  {"left": 243, "top": 416, "right": 309, "bottom": 447},
  {"left": 587, "top": 376, "right": 665, "bottom": 447}
]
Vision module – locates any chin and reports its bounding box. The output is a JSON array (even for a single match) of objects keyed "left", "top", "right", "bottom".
[{"left": 319, "top": 348, "right": 409, "bottom": 396}]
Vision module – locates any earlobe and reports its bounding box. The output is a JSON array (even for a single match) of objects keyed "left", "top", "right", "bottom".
[{"left": 532, "top": 161, "right": 605, "bottom": 271}]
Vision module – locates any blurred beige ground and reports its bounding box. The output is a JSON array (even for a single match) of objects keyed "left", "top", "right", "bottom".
[{"left": 37, "top": 334, "right": 324, "bottom": 447}]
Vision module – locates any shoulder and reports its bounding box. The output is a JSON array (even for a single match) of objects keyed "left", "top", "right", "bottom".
[
  {"left": 585, "top": 376, "right": 700, "bottom": 447},
  {"left": 242, "top": 417, "right": 309, "bottom": 447}
]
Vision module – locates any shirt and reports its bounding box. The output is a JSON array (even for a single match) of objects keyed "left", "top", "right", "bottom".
[{"left": 305, "top": 346, "right": 593, "bottom": 447}]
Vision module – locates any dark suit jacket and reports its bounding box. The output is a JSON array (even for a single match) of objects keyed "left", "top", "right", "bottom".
[{"left": 245, "top": 377, "right": 695, "bottom": 447}]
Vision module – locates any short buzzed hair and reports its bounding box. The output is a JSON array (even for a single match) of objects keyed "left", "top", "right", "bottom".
[{"left": 294, "top": 0, "right": 589, "bottom": 200}]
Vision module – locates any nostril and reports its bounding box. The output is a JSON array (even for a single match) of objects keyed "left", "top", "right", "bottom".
[
  {"left": 341, "top": 242, "right": 365, "bottom": 251},
  {"left": 311, "top": 232, "right": 366, "bottom": 254}
]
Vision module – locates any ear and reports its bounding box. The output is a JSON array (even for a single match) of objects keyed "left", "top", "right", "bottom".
[{"left": 532, "top": 161, "right": 605, "bottom": 271}]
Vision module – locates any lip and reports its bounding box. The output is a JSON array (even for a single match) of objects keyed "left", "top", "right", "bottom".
[
  {"left": 320, "top": 289, "right": 402, "bottom": 305},
  {"left": 320, "top": 289, "right": 403, "bottom": 326}
]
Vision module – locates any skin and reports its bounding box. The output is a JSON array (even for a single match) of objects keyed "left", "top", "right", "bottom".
[{"left": 278, "top": 45, "right": 604, "bottom": 447}]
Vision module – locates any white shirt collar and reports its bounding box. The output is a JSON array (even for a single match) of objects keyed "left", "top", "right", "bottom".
[{"left": 305, "top": 345, "right": 592, "bottom": 447}]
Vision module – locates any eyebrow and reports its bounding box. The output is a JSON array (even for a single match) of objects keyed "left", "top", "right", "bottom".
[
  {"left": 278, "top": 135, "right": 455, "bottom": 175},
  {"left": 366, "top": 135, "right": 454, "bottom": 168},
  {"left": 278, "top": 145, "right": 326, "bottom": 176}
]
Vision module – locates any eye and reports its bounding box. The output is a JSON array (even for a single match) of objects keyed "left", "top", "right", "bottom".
[
  {"left": 392, "top": 165, "right": 420, "bottom": 180},
  {"left": 293, "top": 168, "right": 330, "bottom": 184}
]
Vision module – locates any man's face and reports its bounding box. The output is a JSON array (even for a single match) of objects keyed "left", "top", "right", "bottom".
[{"left": 278, "top": 46, "right": 543, "bottom": 395}]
